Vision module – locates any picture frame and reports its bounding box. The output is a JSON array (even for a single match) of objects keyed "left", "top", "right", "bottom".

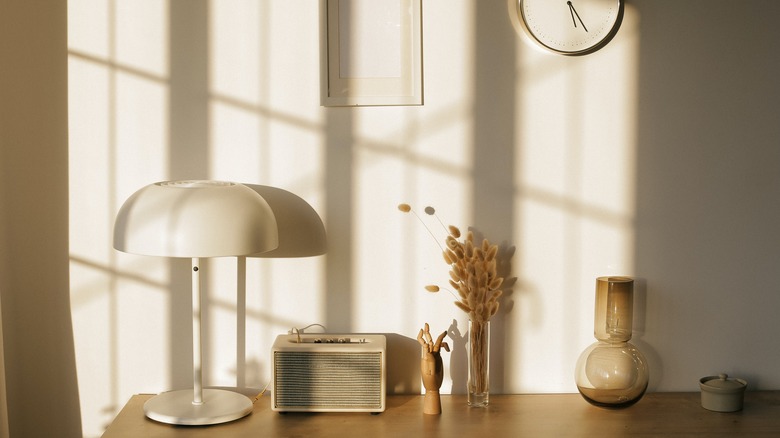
[{"left": 321, "top": 0, "right": 423, "bottom": 107}]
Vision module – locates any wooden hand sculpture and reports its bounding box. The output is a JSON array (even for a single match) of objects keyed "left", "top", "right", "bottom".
[{"left": 418, "top": 323, "right": 450, "bottom": 415}]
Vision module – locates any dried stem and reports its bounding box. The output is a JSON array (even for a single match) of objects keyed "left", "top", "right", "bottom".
[
  {"left": 398, "top": 204, "right": 445, "bottom": 252},
  {"left": 468, "top": 320, "right": 489, "bottom": 395}
]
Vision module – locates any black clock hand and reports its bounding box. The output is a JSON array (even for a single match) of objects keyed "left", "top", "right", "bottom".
[
  {"left": 567, "top": 1, "right": 589, "bottom": 32},
  {"left": 568, "top": 3, "right": 577, "bottom": 28}
]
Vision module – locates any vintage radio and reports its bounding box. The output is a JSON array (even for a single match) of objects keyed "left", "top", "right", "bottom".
[{"left": 271, "top": 334, "right": 386, "bottom": 413}]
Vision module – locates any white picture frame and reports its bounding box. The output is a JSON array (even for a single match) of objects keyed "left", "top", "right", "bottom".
[{"left": 321, "top": 0, "right": 423, "bottom": 107}]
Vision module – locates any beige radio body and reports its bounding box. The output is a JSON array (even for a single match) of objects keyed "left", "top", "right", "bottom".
[{"left": 271, "top": 334, "right": 386, "bottom": 413}]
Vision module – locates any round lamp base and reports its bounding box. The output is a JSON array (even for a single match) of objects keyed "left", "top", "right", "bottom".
[{"left": 143, "top": 389, "right": 253, "bottom": 425}]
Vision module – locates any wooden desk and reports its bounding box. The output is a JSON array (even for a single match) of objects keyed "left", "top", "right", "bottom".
[{"left": 102, "top": 392, "right": 780, "bottom": 437}]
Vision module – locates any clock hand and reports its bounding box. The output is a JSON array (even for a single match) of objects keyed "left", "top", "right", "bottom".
[
  {"left": 568, "top": 3, "right": 577, "bottom": 28},
  {"left": 567, "top": 1, "right": 589, "bottom": 32}
]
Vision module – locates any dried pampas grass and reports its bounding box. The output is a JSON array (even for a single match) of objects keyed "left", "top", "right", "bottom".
[
  {"left": 443, "top": 227, "right": 503, "bottom": 323},
  {"left": 399, "top": 204, "right": 504, "bottom": 323}
]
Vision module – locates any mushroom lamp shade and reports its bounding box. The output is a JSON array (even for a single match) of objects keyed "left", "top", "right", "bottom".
[
  {"left": 243, "top": 184, "right": 327, "bottom": 258},
  {"left": 114, "top": 180, "right": 278, "bottom": 257},
  {"left": 113, "top": 180, "right": 279, "bottom": 425}
]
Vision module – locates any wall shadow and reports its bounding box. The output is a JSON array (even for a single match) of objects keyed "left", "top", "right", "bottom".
[
  {"left": 472, "top": 0, "right": 519, "bottom": 394},
  {"left": 1, "top": 2, "right": 82, "bottom": 436},
  {"left": 633, "top": 0, "right": 780, "bottom": 390},
  {"left": 324, "top": 110, "right": 356, "bottom": 332},
  {"left": 167, "top": 0, "right": 210, "bottom": 391},
  {"left": 384, "top": 333, "right": 423, "bottom": 395}
]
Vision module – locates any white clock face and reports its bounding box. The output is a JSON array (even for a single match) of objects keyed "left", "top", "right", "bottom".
[{"left": 518, "top": 0, "right": 623, "bottom": 55}]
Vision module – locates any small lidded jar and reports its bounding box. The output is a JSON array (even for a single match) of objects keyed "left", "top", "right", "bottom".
[{"left": 699, "top": 374, "right": 747, "bottom": 412}]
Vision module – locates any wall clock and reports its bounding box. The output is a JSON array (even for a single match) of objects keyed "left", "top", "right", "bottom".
[{"left": 516, "top": 0, "right": 624, "bottom": 56}]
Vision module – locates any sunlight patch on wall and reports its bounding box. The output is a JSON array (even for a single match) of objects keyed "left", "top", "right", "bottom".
[
  {"left": 264, "top": 3, "right": 322, "bottom": 113},
  {"left": 352, "top": 120, "right": 473, "bottom": 339},
  {"left": 209, "top": 101, "right": 264, "bottom": 181},
  {"left": 348, "top": 1, "right": 477, "bottom": 393},
  {"left": 114, "top": 72, "right": 169, "bottom": 191},
  {"left": 353, "top": 150, "right": 415, "bottom": 331},
  {"left": 267, "top": 125, "right": 325, "bottom": 189},
  {"left": 210, "top": 0, "right": 263, "bottom": 105},
  {"left": 114, "top": 0, "right": 168, "bottom": 77},
  {"left": 68, "top": 58, "right": 112, "bottom": 261},
  {"left": 67, "top": 0, "right": 110, "bottom": 58},
  {"left": 68, "top": 2, "right": 171, "bottom": 435},
  {"left": 511, "top": 5, "right": 640, "bottom": 393},
  {"left": 116, "top": 269, "right": 171, "bottom": 392}
]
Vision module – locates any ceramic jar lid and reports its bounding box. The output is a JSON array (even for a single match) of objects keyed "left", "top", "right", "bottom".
[{"left": 699, "top": 374, "right": 747, "bottom": 412}]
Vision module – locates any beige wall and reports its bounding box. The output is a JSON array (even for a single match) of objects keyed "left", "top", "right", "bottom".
[
  {"left": 0, "top": 0, "right": 82, "bottom": 437},
  {"left": 64, "top": 0, "right": 780, "bottom": 436}
]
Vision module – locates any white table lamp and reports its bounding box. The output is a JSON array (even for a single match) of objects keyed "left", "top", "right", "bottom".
[{"left": 113, "top": 180, "right": 279, "bottom": 425}]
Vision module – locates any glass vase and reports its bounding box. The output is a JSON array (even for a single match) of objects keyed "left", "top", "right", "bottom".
[
  {"left": 467, "top": 320, "right": 490, "bottom": 407},
  {"left": 575, "top": 276, "right": 649, "bottom": 408}
]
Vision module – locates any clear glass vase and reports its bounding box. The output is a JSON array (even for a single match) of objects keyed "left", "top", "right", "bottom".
[
  {"left": 575, "top": 276, "right": 649, "bottom": 408},
  {"left": 467, "top": 320, "right": 490, "bottom": 407}
]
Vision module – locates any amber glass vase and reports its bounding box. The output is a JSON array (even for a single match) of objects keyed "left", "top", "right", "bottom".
[{"left": 575, "top": 277, "right": 648, "bottom": 408}]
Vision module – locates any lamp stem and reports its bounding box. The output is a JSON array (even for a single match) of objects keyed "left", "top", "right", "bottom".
[
  {"left": 192, "top": 257, "right": 204, "bottom": 405},
  {"left": 236, "top": 256, "right": 247, "bottom": 389}
]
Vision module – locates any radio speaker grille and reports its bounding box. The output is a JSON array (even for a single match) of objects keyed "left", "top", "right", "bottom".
[{"left": 273, "top": 351, "right": 383, "bottom": 411}]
